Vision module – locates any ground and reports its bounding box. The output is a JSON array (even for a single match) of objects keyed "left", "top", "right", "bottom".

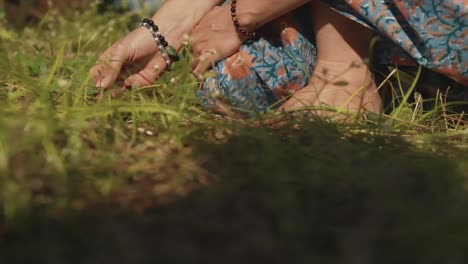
[{"left": 0, "top": 5, "right": 468, "bottom": 264}]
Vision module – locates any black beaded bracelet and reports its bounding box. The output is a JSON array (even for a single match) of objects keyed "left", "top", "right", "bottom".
[
  {"left": 141, "top": 18, "right": 180, "bottom": 69},
  {"left": 231, "top": 0, "right": 258, "bottom": 38}
]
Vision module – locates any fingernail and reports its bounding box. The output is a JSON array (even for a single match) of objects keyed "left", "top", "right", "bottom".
[
  {"left": 111, "top": 87, "right": 125, "bottom": 98},
  {"left": 124, "top": 79, "right": 131, "bottom": 89}
]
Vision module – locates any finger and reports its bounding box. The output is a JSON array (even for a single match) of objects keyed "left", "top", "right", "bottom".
[
  {"left": 91, "top": 43, "right": 128, "bottom": 89},
  {"left": 95, "top": 86, "right": 127, "bottom": 102},
  {"left": 191, "top": 38, "right": 207, "bottom": 59},
  {"left": 124, "top": 54, "right": 166, "bottom": 88},
  {"left": 192, "top": 49, "right": 220, "bottom": 78},
  {"left": 111, "top": 86, "right": 128, "bottom": 98}
]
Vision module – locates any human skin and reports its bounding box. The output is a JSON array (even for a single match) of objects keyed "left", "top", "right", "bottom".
[
  {"left": 193, "top": 1, "right": 382, "bottom": 113},
  {"left": 91, "top": 0, "right": 311, "bottom": 92},
  {"left": 280, "top": 1, "right": 382, "bottom": 113},
  {"left": 91, "top": 0, "right": 382, "bottom": 113},
  {"left": 90, "top": 0, "right": 223, "bottom": 93},
  {"left": 233, "top": 0, "right": 310, "bottom": 33},
  {"left": 190, "top": 0, "right": 311, "bottom": 76}
]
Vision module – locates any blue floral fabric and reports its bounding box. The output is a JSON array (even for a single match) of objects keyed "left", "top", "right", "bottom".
[
  {"left": 329, "top": 0, "right": 467, "bottom": 84},
  {"left": 202, "top": 0, "right": 468, "bottom": 112},
  {"left": 201, "top": 16, "right": 316, "bottom": 113}
]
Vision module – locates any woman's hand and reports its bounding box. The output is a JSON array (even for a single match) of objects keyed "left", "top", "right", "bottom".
[
  {"left": 90, "top": 27, "right": 164, "bottom": 92},
  {"left": 90, "top": 0, "right": 223, "bottom": 93},
  {"left": 190, "top": 5, "right": 247, "bottom": 77}
]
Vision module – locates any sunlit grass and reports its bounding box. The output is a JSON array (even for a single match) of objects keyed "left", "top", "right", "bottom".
[
  {"left": 0, "top": 6, "right": 467, "bottom": 262},
  {"left": 0, "top": 6, "right": 208, "bottom": 221},
  {"left": 0, "top": 4, "right": 467, "bottom": 220}
]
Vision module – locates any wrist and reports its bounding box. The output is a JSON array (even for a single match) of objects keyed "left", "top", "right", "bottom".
[
  {"left": 150, "top": 0, "right": 223, "bottom": 49},
  {"left": 235, "top": 0, "right": 312, "bottom": 32},
  {"left": 150, "top": 17, "right": 191, "bottom": 51},
  {"left": 140, "top": 18, "right": 181, "bottom": 67},
  {"left": 234, "top": 1, "right": 261, "bottom": 32}
]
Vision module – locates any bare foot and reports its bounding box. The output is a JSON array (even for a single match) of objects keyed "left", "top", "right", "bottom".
[
  {"left": 281, "top": 59, "right": 382, "bottom": 116},
  {"left": 281, "top": 1, "right": 383, "bottom": 117}
]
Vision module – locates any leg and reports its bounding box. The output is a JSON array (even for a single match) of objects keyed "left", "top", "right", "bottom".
[{"left": 281, "top": 1, "right": 382, "bottom": 115}]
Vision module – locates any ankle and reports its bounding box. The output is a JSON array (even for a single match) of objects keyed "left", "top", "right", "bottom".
[{"left": 312, "top": 59, "right": 374, "bottom": 88}]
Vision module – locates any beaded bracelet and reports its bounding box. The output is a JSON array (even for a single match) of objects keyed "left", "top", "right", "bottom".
[
  {"left": 141, "top": 18, "right": 180, "bottom": 69},
  {"left": 230, "top": 0, "right": 258, "bottom": 38}
]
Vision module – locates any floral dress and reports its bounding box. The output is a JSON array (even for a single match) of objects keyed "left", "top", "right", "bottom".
[{"left": 202, "top": 0, "right": 468, "bottom": 113}]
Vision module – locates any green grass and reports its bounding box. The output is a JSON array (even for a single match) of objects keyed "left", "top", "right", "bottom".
[{"left": 0, "top": 6, "right": 468, "bottom": 263}]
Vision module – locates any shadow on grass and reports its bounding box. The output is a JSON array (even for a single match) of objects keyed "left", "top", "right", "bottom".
[{"left": 1, "top": 120, "right": 468, "bottom": 264}]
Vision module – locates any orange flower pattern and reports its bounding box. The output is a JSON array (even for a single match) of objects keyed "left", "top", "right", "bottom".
[
  {"left": 201, "top": 14, "right": 316, "bottom": 113},
  {"left": 328, "top": 0, "right": 467, "bottom": 85},
  {"left": 202, "top": 0, "right": 467, "bottom": 113},
  {"left": 221, "top": 50, "right": 255, "bottom": 80}
]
